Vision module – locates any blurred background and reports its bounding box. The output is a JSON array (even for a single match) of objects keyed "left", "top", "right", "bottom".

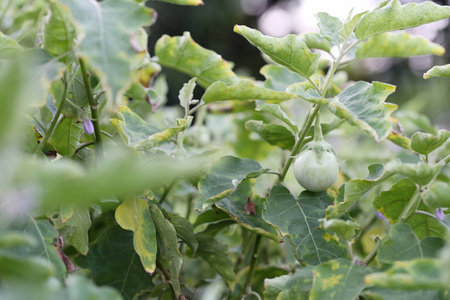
[{"left": 147, "top": 0, "right": 450, "bottom": 126}]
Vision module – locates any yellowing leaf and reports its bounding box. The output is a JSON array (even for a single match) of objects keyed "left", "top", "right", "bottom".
[
  {"left": 115, "top": 195, "right": 157, "bottom": 274},
  {"left": 424, "top": 64, "right": 450, "bottom": 79}
]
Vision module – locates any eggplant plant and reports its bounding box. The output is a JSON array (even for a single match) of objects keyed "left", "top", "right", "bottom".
[{"left": 0, "top": 0, "right": 450, "bottom": 299}]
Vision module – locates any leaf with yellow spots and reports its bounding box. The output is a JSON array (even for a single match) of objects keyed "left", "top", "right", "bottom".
[
  {"left": 115, "top": 195, "right": 157, "bottom": 274},
  {"left": 310, "top": 259, "right": 371, "bottom": 299}
]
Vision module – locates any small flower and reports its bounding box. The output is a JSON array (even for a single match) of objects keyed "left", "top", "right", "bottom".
[
  {"left": 376, "top": 211, "right": 386, "bottom": 220},
  {"left": 435, "top": 208, "right": 445, "bottom": 221},
  {"left": 83, "top": 119, "right": 94, "bottom": 135}
]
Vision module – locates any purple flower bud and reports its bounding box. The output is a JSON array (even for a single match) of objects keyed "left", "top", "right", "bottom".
[
  {"left": 83, "top": 119, "right": 94, "bottom": 135},
  {"left": 376, "top": 211, "right": 386, "bottom": 220},
  {"left": 435, "top": 208, "right": 445, "bottom": 221}
]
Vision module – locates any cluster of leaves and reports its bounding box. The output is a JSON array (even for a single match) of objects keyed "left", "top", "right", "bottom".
[{"left": 1, "top": 0, "right": 450, "bottom": 299}]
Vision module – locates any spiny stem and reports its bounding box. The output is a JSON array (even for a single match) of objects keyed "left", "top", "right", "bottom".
[
  {"left": 242, "top": 235, "right": 262, "bottom": 298},
  {"left": 362, "top": 237, "right": 382, "bottom": 265},
  {"left": 277, "top": 105, "right": 321, "bottom": 183},
  {"left": 79, "top": 58, "right": 103, "bottom": 159},
  {"left": 34, "top": 72, "right": 69, "bottom": 156}
]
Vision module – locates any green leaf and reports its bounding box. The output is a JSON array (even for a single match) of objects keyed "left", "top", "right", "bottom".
[
  {"left": 109, "top": 106, "right": 160, "bottom": 148},
  {"left": 193, "top": 209, "right": 231, "bottom": 228},
  {"left": 339, "top": 11, "right": 366, "bottom": 43},
  {"left": 364, "top": 258, "right": 446, "bottom": 290},
  {"left": 49, "top": 117, "right": 83, "bottom": 156},
  {"left": 215, "top": 180, "right": 280, "bottom": 242},
  {"left": 43, "top": 0, "right": 76, "bottom": 59},
  {"left": 194, "top": 234, "right": 236, "bottom": 290},
  {"left": 378, "top": 223, "right": 446, "bottom": 265},
  {"left": 388, "top": 161, "right": 444, "bottom": 186},
  {"left": 155, "top": 0, "right": 203, "bottom": 6},
  {"left": 149, "top": 205, "right": 182, "bottom": 298},
  {"left": 197, "top": 156, "right": 269, "bottom": 211},
  {"left": 263, "top": 185, "right": 347, "bottom": 265},
  {"left": 362, "top": 287, "right": 444, "bottom": 300},
  {"left": 319, "top": 219, "right": 359, "bottom": 241},
  {"left": 155, "top": 32, "right": 238, "bottom": 88},
  {"left": 115, "top": 195, "right": 157, "bottom": 274},
  {"left": 0, "top": 32, "right": 23, "bottom": 59},
  {"left": 299, "top": 33, "right": 331, "bottom": 53},
  {"left": 62, "top": 275, "right": 123, "bottom": 300},
  {"left": 388, "top": 131, "right": 411, "bottom": 150},
  {"left": 310, "top": 259, "right": 371, "bottom": 300},
  {"left": 315, "top": 12, "right": 344, "bottom": 45},
  {"left": 246, "top": 120, "right": 295, "bottom": 150},
  {"left": 202, "top": 79, "right": 298, "bottom": 103},
  {"left": 167, "top": 213, "right": 198, "bottom": 252},
  {"left": 411, "top": 129, "right": 450, "bottom": 155},
  {"left": 178, "top": 77, "right": 197, "bottom": 108},
  {"left": 134, "top": 117, "right": 192, "bottom": 151},
  {"left": 256, "top": 103, "right": 300, "bottom": 133},
  {"left": 374, "top": 178, "right": 446, "bottom": 239},
  {"left": 265, "top": 267, "right": 314, "bottom": 300},
  {"left": 287, "top": 86, "right": 329, "bottom": 105},
  {"left": 355, "top": 0, "right": 450, "bottom": 40},
  {"left": 20, "top": 219, "right": 67, "bottom": 280},
  {"left": 328, "top": 81, "right": 397, "bottom": 142},
  {"left": 260, "top": 64, "right": 305, "bottom": 92},
  {"left": 54, "top": 205, "right": 91, "bottom": 255},
  {"left": 75, "top": 227, "right": 155, "bottom": 300},
  {"left": 374, "top": 177, "right": 417, "bottom": 223},
  {"left": 424, "top": 64, "right": 450, "bottom": 79},
  {"left": 423, "top": 182, "right": 450, "bottom": 209},
  {"left": 60, "top": 0, "right": 156, "bottom": 104},
  {"left": 326, "top": 162, "right": 396, "bottom": 219},
  {"left": 355, "top": 32, "right": 445, "bottom": 59},
  {"left": 234, "top": 25, "right": 320, "bottom": 78}
]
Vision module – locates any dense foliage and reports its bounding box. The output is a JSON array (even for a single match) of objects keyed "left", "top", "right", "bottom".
[{"left": 1, "top": 0, "right": 450, "bottom": 299}]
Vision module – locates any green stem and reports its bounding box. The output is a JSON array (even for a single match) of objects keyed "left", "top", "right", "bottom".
[
  {"left": 72, "top": 142, "right": 95, "bottom": 160},
  {"left": 399, "top": 189, "right": 421, "bottom": 222},
  {"left": 242, "top": 235, "right": 262, "bottom": 298},
  {"left": 159, "top": 181, "right": 174, "bottom": 205},
  {"left": 277, "top": 105, "right": 321, "bottom": 183},
  {"left": 79, "top": 58, "right": 103, "bottom": 158},
  {"left": 362, "top": 237, "right": 383, "bottom": 265},
  {"left": 313, "top": 111, "right": 323, "bottom": 141},
  {"left": 34, "top": 73, "right": 69, "bottom": 156},
  {"left": 346, "top": 241, "right": 354, "bottom": 261},
  {"left": 414, "top": 210, "right": 438, "bottom": 220}
]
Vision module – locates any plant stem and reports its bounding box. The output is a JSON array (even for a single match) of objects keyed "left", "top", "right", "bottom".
[
  {"left": 242, "top": 235, "right": 262, "bottom": 297},
  {"left": 277, "top": 105, "right": 321, "bottom": 183},
  {"left": 346, "top": 241, "right": 354, "bottom": 261},
  {"left": 34, "top": 73, "right": 69, "bottom": 156},
  {"left": 79, "top": 58, "right": 103, "bottom": 159},
  {"left": 72, "top": 142, "right": 95, "bottom": 160},
  {"left": 159, "top": 181, "right": 174, "bottom": 205},
  {"left": 399, "top": 189, "right": 421, "bottom": 222},
  {"left": 414, "top": 210, "right": 439, "bottom": 220},
  {"left": 362, "top": 237, "right": 382, "bottom": 265},
  {"left": 188, "top": 102, "right": 206, "bottom": 115}
]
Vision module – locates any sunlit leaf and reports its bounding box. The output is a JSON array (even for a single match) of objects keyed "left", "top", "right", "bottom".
[
  {"left": 423, "top": 182, "right": 450, "bottom": 209},
  {"left": 202, "top": 79, "right": 298, "bottom": 103},
  {"left": 410, "top": 129, "right": 450, "bottom": 155},
  {"left": 234, "top": 25, "right": 320, "bottom": 78},
  {"left": 319, "top": 219, "right": 359, "bottom": 241},
  {"left": 328, "top": 81, "right": 397, "bottom": 142},
  {"left": 215, "top": 180, "right": 280, "bottom": 242},
  {"left": 109, "top": 106, "right": 160, "bottom": 148},
  {"left": 196, "top": 156, "right": 269, "bottom": 211},
  {"left": 339, "top": 11, "right": 366, "bottom": 43},
  {"left": 264, "top": 267, "right": 314, "bottom": 300},
  {"left": 194, "top": 234, "right": 236, "bottom": 290},
  {"left": 155, "top": 32, "right": 238, "bottom": 88},
  {"left": 388, "top": 161, "right": 444, "bottom": 186},
  {"left": 287, "top": 86, "right": 329, "bottom": 105},
  {"left": 260, "top": 64, "right": 305, "bottom": 91},
  {"left": 355, "top": 0, "right": 450, "bottom": 40},
  {"left": 362, "top": 287, "right": 445, "bottom": 300},
  {"left": 388, "top": 131, "right": 411, "bottom": 150},
  {"left": 0, "top": 32, "right": 23, "bottom": 59},
  {"left": 44, "top": 0, "right": 76, "bottom": 59},
  {"left": 256, "top": 103, "right": 300, "bottom": 133},
  {"left": 115, "top": 195, "right": 157, "bottom": 274},
  {"left": 315, "top": 12, "right": 344, "bottom": 45},
  {"left": 326, "top": 162, "right": 396, "bottom": 219},
  {"left": 300, "top": 33, "right": 331, "bottom": 52},
  {"left": 424, "top": 64, "right": 450, "bottom": 79},
  {"left": 378, "top": 223, "right": 445, "bottom": 264},
  {"left": 355, "top": 32, "right": 445, "bottom": 58},
  {"left": 374, "top": 178, "right": 446, "bottom": 239},
  {"left": 246, "top": 120, "right": 295, "bottom": 150},
  {"left": 263, "top": 185, "right": 347, "bottom": 265},
  {"left": 310, "top": 259, "right": 371, "bottom": 300},
  {"left": 364, "top": 258, "right": 446, "bottom": 290},
  {"left": 149, "top": 205, "right": 182, "bottom": 298},
  {"left": 76, "top": 227, "right": 155, "bottom": 300},
  {"left": 60, "top": 0, "right": 156, "bottom": 104}
]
